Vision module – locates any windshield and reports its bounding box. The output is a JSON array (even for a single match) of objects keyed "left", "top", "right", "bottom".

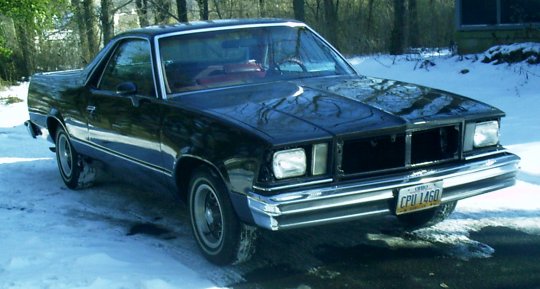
[{"left": 158, "top": 25, "right": 355, "bottom": 94}]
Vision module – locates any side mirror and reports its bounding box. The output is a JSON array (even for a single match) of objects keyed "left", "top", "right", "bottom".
[
  {"left": 116, "top": 82, "right": 137, "bottom": 96},
  {"left": 116, "top": 82, "right": 145, "bottom": 107}
]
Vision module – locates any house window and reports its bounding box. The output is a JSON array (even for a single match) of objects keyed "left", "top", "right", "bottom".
[
  {"left": 501, "top": 0, "right": 540, "bottom": 24},
  {"left": 458, "top": 0, "right": 540, "bottom": 28},
  {"left": 461, "top": 0, "right": 497, "bottom": 25}
]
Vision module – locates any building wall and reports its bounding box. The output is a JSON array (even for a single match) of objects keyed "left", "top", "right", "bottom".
[{"left": 456, "top": 27, "right": 540, "bottom": 54}]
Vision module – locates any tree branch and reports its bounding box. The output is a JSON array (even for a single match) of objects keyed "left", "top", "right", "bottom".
[
  {"left": 112, "top": 0, "right": 135, "bottom": 14},
  {"left": 145, "top": 0, "right": 181, "bottom": 23}
]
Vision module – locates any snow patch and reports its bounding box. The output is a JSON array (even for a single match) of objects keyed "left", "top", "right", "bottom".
[
  {"left": 142, "top": 279, "right": 183, "bottom": 289},
  {"left": 367, "top": 233, "right": 433, "bottom": 248},
  {"left": 74, "top": 253, "right": 129, "bottom": 267},
  {"left": 412, "top": 225, "right": 495, "bottom": 260},
  {"left": 483, "top": 42, "right": 540, "bottom": 64},
  {"left": 0, "top": 83, "right": 29, "bottom": 128},
  {"left": 0, "top": 157, "right": 52, "bottom": 164}
]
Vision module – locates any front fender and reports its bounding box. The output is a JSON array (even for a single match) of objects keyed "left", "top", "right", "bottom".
[{"left": 173, "top": 154, "right": 257, "bottom": 225}]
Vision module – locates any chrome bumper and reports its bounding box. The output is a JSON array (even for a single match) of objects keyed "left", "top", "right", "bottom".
[{"left": 247, "top": 153, "right": 520, "bottom": 231}]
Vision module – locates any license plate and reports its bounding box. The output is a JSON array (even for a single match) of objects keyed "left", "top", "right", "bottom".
[{"left": 396, "top": 181, "right": 443, "bottom": 215}]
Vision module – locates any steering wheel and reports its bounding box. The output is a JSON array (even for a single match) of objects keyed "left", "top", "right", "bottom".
[{"left": 276, "top": 57, "right": 308, "bottom": 72}]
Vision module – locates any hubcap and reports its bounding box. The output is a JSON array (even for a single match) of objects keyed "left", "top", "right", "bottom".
[
  {"left": 57, "top": 134, "right": 73, "bottom": 178},
  {"left": 193, "top": 182, "right": 224, "bottom": 250}
]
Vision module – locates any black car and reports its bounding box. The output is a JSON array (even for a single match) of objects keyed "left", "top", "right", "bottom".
[{"left": 25, "top": 19, "right": 520, "bottom": 265}]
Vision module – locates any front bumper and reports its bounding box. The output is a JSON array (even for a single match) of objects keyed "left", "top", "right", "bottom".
[{"left": 247, "top": 153, "right": 520, "bottom": 231}]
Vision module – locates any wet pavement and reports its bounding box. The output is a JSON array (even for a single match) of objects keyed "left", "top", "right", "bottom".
[{"left": 232, "top": 223, "right": 540, "bottom": 289}]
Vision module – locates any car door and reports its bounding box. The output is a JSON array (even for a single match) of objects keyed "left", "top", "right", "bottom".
[{"left": 87, "top": 38, "right": 164, "bottom": 169}]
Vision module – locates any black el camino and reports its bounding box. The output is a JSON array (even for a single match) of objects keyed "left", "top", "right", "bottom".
[{"left": 25, "top": 19, "right": 520, "bottom": 265}]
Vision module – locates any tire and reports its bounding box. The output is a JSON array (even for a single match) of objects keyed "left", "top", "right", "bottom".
[
  {"left": 55, "top": 127, "right": 94, "bottom": 189},
  {"left": 397, "top": 201, "right": 457, "bottom": 230},
  {"left": 188, "top": 167, "right": 257, "bottom": 265}
]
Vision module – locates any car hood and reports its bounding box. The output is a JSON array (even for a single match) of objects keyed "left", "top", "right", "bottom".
[{"left": 172, "top": 76, "right": 503, "bottom": 145}]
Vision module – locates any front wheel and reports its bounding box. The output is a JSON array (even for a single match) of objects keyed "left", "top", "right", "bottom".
[
  {"left": 188, "top": 167, "right": 257, "bottom": 265},
  {"left": 397, "top": 201, "right": 457, "bottom": 230}
]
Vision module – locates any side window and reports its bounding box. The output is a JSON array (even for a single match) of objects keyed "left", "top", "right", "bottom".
[{"left": 99, "top": 39, "right": 155, "bottom": 97}]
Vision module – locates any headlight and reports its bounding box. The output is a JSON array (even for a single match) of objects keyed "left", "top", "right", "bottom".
[
  {"left": 273, "top": 148, "right": 306, "bottom": 179},
  {"left": 474, "top": 121, "right": 500, "bottom": 148}
]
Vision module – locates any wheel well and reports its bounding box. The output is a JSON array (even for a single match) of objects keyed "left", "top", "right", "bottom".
[
  {"left": 175, "top": 157, "right": 226, "bottom": 202},
  {"left": 46, "top": 117, "right": 61, "bottom": 144}
]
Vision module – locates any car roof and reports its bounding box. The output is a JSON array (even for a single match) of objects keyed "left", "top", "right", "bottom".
[{"left": 115, "top": 18, "right": 303, "bottom": 39}]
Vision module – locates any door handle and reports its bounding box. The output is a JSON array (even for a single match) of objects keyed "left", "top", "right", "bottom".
[{"left": 86, "top": 105, "right": 96, "bottom": 114}]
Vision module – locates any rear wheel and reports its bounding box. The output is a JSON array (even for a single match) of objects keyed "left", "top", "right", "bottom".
[
  {"left": 397, "top": 201, "right": 457, "bottom": 230},
  {"left": 55, "top": 127, "right": 94, "bottom": 189},
  {"left": 188, "top": 167, "right": 257, "bottom": 265}
]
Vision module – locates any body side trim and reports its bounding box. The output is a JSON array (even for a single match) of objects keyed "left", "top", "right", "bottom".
[{"left": 71, "top": 137, "right": 173, "bottom": 176}]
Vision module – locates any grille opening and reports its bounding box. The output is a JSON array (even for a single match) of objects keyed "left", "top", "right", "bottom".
[
  {"left": 411, "top": 126, "right": 459, "bottom": 164},
  {"left": 342, "top": 134, "right": 406, "bottom": 174}
]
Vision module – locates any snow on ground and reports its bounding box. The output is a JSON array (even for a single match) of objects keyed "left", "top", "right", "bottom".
[{"left": 0, "top": 45, "right": 539, "bottom": 288}]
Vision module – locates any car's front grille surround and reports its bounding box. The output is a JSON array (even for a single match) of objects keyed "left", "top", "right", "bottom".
[{"left": 339, "top": 124, "right": 461, "bottom": 176}]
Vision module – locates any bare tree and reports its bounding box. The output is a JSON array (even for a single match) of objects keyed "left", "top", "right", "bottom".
[
  {"left": 154, "top": 0, "right": 172, "bottom": 24},
  {"left": 135, "top": 0, "right": 150, "bottom": 27},
  {"left": 101, "top": 0, "right": 114, "bottom": 44},
  {"left": 408, "top": 0, "right": 419, "bottom": 48},
  {"left": 70, "top": 0, "right": 90, "bottom": 64},
  {"left": 197, "top": 0, "right": 209, "bottom": 20},
  {"left": 323, "top": 0, "right": 339, "bottom": 48},
  {"left": 176, "top": 0, "right": 188, "bottom": 22},
  {"left": 13, "top": 19, "right": 35, "bottom": 75},
  {"left": 212, "top": 0, "right": 223, "bottom": 19},
  {"left": 390, "top": 0, "right": 406, "bottom": 54},
  {"left": 293, "top": 0, "right": 305, "bottom": 22},
  {"left": 365, "top": 0, "right": 375, "bottom": 38},
  {"left": 83, "top": 0, "right": 99, "bottom": 58},
  {"left": 259, "top": 0, "right": 265, "bottom": 18}
]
